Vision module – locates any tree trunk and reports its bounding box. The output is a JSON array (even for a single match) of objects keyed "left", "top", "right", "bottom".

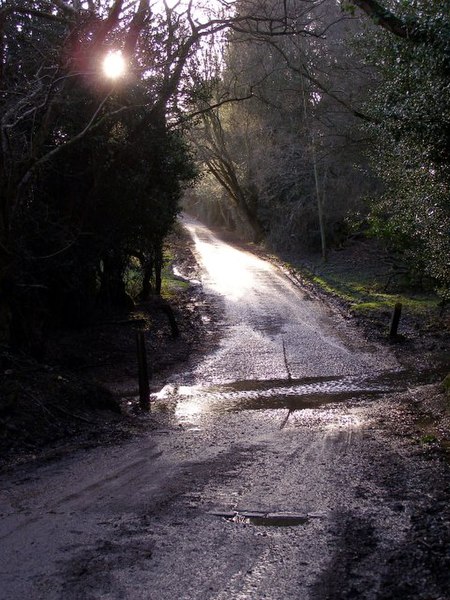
[
  {"left": 301, "top": 74, "right": 327, "bottom": 261},
  {"left": 140, "top": 257, "right": 154, "bottom": 300},
  {"left": 154, "top": 243, "right": 163, "bottom": 296},
  {"left": 312, "top": 142, "right": 327, "bottom": 262},
  {"left": 99, "top": 252, "right": 132, "bottom": 309}
]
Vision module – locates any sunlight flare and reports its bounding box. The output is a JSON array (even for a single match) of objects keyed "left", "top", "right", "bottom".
[{"left": 102, "top": 51, "right": 126, "bottom": 80}]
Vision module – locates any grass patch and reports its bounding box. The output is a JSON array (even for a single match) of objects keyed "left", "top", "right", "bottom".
[
  {"left": 310, "top": 274, "right": 354, "bottom": 302},
  {"left": 288, "top": 248, "right": 441, "bottom": 321},
  {"left": 124, "top": 246, "right": 189, "bottom": 301},
  {"left": 351, "top": 294, "right": 439, "bottom": 315},
  {"left": 161, "top": 248, "right": 189, "bottom": 299},
  {"left": 161, "top": 273, "right": 189, "bottom": 299},
  {"left": 420, "top": 433, "right": 438, "bottom": 445},
  {"left": 124, "top": 258, "right": 143, "bottom": 299}
]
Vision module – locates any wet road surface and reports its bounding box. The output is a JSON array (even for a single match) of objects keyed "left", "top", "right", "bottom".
[
  {"left": 183, "top": 219, "right": 395, "bottom": 382},
  {"left": 1, "top": 218, "right": 449, "bottom": 599}
]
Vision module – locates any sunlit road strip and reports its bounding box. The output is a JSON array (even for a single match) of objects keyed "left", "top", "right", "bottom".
[{"left": 182, "top": 215, "right": 398, "bottom": 383}]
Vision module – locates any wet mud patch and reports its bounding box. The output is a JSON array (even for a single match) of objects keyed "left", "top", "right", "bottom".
[
  {"left": 57, "top": 445, "right": 263, "bottom": 598},
  {"left": 309, "top": 411, "right": 450, "bottom": 600},
  {"left": 311, "top": 514, "right": 380, "bottom": 600},
  {"left": 251, "top": 314, "right": 284, "bottom": 336},
  {"left": 61, "top": 537, "right": 154, "bottom": 600}
]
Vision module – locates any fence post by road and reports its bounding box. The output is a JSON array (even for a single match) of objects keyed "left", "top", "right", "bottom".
[
  {"left": 136, "top": 330, "right": 150, "bottom": 411},
  {"left": 389, "top": 302, "right": 402, "bottom": 338}
]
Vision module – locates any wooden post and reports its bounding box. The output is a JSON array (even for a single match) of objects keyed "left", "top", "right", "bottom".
[
  {"left": 136, "top": 331, "right": 150, "bottom": 411},
  {"left": 389, "top": 302, "right": 402, "bottom": 338}
]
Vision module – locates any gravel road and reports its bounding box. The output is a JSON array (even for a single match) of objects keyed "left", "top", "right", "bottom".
[{"left": 1, "top": 218, "right": 449, "bottom": 600}]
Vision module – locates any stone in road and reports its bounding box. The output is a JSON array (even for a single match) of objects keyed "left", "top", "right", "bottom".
[{"left": 0, "top": 219, "right": 449, "bottom": 600}]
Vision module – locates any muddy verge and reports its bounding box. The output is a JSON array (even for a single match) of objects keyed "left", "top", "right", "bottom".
[{"left": 0, "top": 226, "right": 218, "bottom": 472}]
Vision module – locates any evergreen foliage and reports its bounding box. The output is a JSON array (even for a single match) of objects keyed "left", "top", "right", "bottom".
[
  {"left": 362, "top": 0, "right": 450, "bottom": 299},
  {"left": 0, "top": 1, "right": 198, "bottom": 350}
]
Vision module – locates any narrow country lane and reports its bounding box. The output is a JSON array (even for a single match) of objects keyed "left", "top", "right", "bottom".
[
  {"left": 1, "top": 218, "right": 449, "bottom": 600},
  {"left": 182, "top": 218, "right": 396, "bottom": 383}
]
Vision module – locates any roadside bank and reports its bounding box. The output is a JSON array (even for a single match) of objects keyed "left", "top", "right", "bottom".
[{"left": 0, "top": 225, "right": 215, "bottom": 471}]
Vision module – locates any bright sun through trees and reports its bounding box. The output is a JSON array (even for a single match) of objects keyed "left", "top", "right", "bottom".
[{"left": 102, "top": 50, "right": 126, "bottom": 79}]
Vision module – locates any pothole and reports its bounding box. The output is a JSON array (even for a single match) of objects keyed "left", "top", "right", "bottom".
[{"left": 211, "top": 510, "right": 325, "bottom": 527}]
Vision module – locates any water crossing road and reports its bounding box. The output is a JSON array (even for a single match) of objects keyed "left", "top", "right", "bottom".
[{"left": 1, "top": 219, "right": 449, "bottom": 600}]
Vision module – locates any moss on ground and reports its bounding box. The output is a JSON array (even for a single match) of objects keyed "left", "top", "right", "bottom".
[
  {"left": 124, "top": 245, "right": 190, "bottom": 301},
  {"left": 290, "top": 246, "right": 442, "bottom": 323},
  {"left": 161, "top": 249, "right": 190, "bottom": 299}
]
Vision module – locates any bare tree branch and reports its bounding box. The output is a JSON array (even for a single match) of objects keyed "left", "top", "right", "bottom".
[
  {"left": 266, "top": 39, "right": 375, "bottom": 123},
  {"left": 346, "top": 0, "right": 449, "bottom": 54},
  {"left": 172, "top": 92, "right": 254, "bottom": 127},
  {"left": 124, "top": 0, "right": 150, "bottom": 56},
  {"left": 50, "top": 0, "right": 77, "bottom": 17},
  {"left": 92, "top": 0, "right": 124, "bottom": 47},
  {"left": 16, "top": 90, "right": 112, "bottom": 198},
  {"left": 347, "top": 0, "right": 418, "bottom": 39}
]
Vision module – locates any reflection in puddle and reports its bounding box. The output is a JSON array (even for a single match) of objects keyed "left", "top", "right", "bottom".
[
  {"left": 174, "top": 398, "right": 204, "bottom": 421},
  {"left": 152, "top": 372, "right": 410, "bottom": 425},
  {"left": 288, "top": 409, "right": 364, "bottom": 430},
  {"left": 212, "top": 510, "right": 316, "bottom": 527}
]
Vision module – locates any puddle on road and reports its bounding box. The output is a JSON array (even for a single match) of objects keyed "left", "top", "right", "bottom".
[
  {"left": 151, "top": 368, "right": 445, "bottom": 425},
  {"left": 211, "top": 510, "right": 319, "bottom": 527},
  {"left": 154, "top": 372, "right": 406, "bottom": 413}
]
